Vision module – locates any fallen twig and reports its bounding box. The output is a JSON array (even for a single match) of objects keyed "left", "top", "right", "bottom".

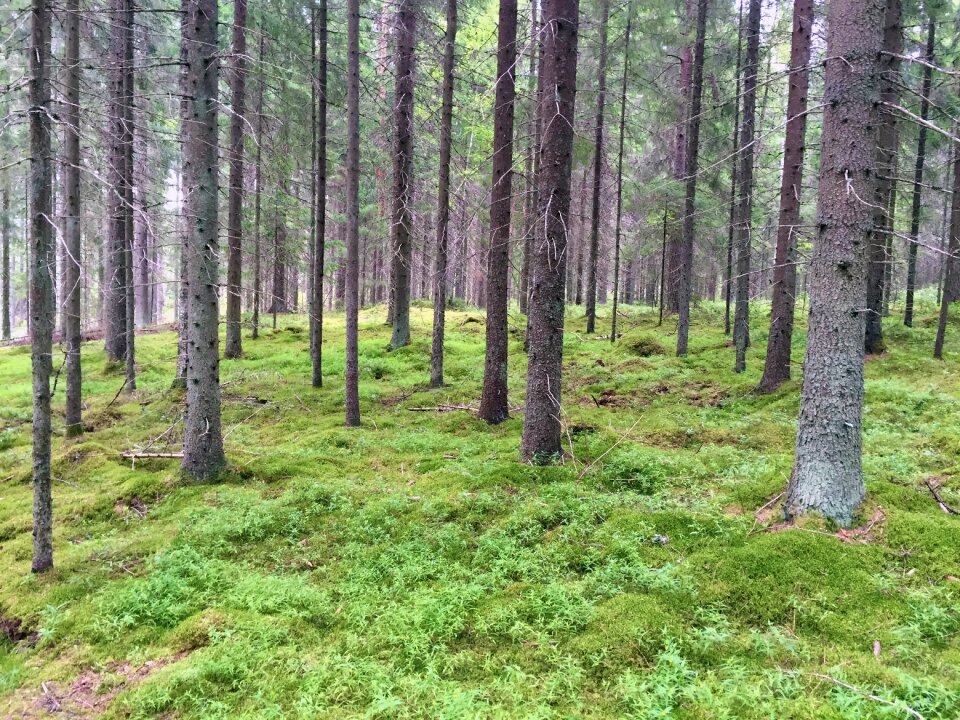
[
  {"left": 406, "top": 404, "right": 476, "bottom": 412},
  {"left": 924, "top": 480, "right": 959, "bottom": 515},
  {"left": 576, "top": 417, "right": 642, "bottom": 481},
  {"left": 121, "top": 452, "right": 183, "bottom": 459},
  {"left": 805, "top": 672, "right": 926, "bottom": 720}
]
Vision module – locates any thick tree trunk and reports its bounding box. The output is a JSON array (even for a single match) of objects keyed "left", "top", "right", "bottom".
[
  {"left": 521, "top": 0, "right": 579, "bottom": 461},
  {"left": 732, "top": 0, "right": 761, "bottom": 373},
  {"left": 181, "top": 0, "right": 225, "bottom": 480},
  {"left": 934, "top": 119, "right": 960, "bottom": 359},
  {"left": 311, "top": 0, "right": 327, "bottom": 387},
  {"left": 610, "top": 6, "right": 631, "bottom": 343},
  {"left": 63, "top": 0, "right": 82, "bottom": 436},
  {"left": 785, "top": 0, "right": 882, "bottom": 525},
  {"left": 675, "top": 0, "right": 708, "bottom": 356},
  {"left": 104, "top": 0, "right": 129, "bottom": 363},
  {"left": 584, "top": 0, "right": 609, "bottom": 333},
  {"left": 902, "top": 21, "right": 935, "bottom": 328},
  {"left": 724, "top": 0, "right": 743, "bottom": 336},
  {"left": 864, "top": 0, "right": 901, "bottom": 353},
  {"left": 479, "top": 0, "right": 518, "bottom": 424},
  {"left": 225, "top": 0, "right": 247, "bottom": 358},
  {"left": 430, "top": 0, "right": 457, "bottom": 388},
  {"left": 389, "top": 0, "right": 416, "bottom": 349},
  {"left": 757, "top": 0, "right": 813, "bottom": 390},
  {"left": 345, "top": 0, "right": 361, "bottom": 426},
  {"left": 30, "top": 0, "right": 53, "bottom": 573}
]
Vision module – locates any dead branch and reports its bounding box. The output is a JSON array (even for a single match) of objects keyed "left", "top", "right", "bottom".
[{"left": 924, "top": 480, "right": 959, "bottom": 515}]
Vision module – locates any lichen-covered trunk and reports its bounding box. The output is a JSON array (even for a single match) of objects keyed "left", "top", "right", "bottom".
[
  {"left": 345, "top": 0, "right": 361, "bottom": 426},
  {"left": 785, "top": 0, "right": 882, "bottom": 525},
  {"left": 732, "top": 0, "right": 761, "bottom": 373},
  {"left": 675, "top": 0, "right": 708, "bottom": 356},
  {"left": 758, "top": 0, "right": 813, "bottom": 390},
  {"left": 389, "top": 0, "right": 416, "bottom": 350},
  {"left": 479, "top": 0, "right": 517, "bottom": 424},
  {"left": 311, "top": 0, "right": 327, "bottom": 387},
  {"left": 181, "top": 0, "right": 225, "bottom": 480},
  {"left": 29, "top": 0, "right": 53, "bottom": 572},
  {"left": 63, "top": 0, "right": 83, "bottom": 436},
  {"left": 430, "top": 0, "right": 457, "bottom": 388},
  {"left": 225, "top": 0, "right": 247, "bottom": 359},
  {"left": 584, "top": 0, "right": 609, "bottom": 334},
  {"left": 864, "top": 0, "right": 901, "bottom": 354},
  {"left": 521, "top": 0, "right": 579, "bottom": 462}
]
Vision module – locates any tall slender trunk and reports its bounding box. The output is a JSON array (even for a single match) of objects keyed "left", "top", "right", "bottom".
[
  {"left": 724, "top": 0, "right": 743, "bottom": 335},
  {"left": 225, "top": 0, "right": 247, "bottom": 358},
  {"left": 345, "top": 0, "right": 361, "bottom": 426},
  {"left": 430, "top": 0, "right": 457, "bottom": 388},
  {"left": 311, "top": 0, "right": 327, "bottom": 387},
  {"left": 1, "top": 168, "right": 9, "bottom": 339},
  {"left": 732, "top": 0, "right": 760, "bottom": 373},
  {"left": 584, "top": 0, "right": 609, "bottom": 333},
  {"left": 519, "top": 0, "right": 538, "bottom": 317},
  {"left": 252, "top": 31, "right": 265, "bottom": 340},
  {"left": 479, "top": 0, "right": 518, "bottom": 424},
  {"left": 389, "top": 0, "right": 416, "bottom": 349},
  {"left": 785, "top": 0, "right": 882, "bottom": 525},
  {"left": 675, "top": 0, "right": 708, "bottom": 356},
  {"left": 758, "top": 0, "right": 813, "bottom": 390},
  {"left": 610, "top": 5, "right": 631, "bottom": 343},
  {"left": 30, "top": 0, "right": 53, "bottom": 573},
  {"left": 63, "top": 0, "right": 83, "bottom": 436},
  {"left": 903, "top": 20, "right": 935, "bottom": 328},
  {"left": 181, "top": 0, "right": 225, "bottom": 480},
  {"left": 574, "top": 165, "right": 588, "bottom": 303},
  {"left": 934, "top": 116, "right": 960, "bottom": 359},
  {"left": 521, "top": 0, "right": 579, "bottom": 461},
  {"left": 134, "top": 112, "right": 151, "bottom": 327},
  {"left": 864, "top": 0, "right": 901, "bottom": 353},
  {"left": 123, "top": 0, "right": 136, "bottom": 391}
]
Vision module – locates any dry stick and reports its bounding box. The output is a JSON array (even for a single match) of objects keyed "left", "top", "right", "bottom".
[
  {"left": 924, "top": 480, "right": 959, "bottom": 515},
  {"left": 576, "top": 417, "right": 642, "bottom": 481},
  {"left": 223, "top": 401, "right": 274, "bottom": 441},
  {"left": 407, "top": 404, "right": 476, "bottom": 412},
  {"left": 121, "top": 451, "right": 183, "bottom": 459},
  {"left": 805, "top": 673, "right": 927, "bottom": 720}
]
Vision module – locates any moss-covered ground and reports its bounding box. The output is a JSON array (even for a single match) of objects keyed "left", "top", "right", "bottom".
[{"left": 1, "top": 296, "right": 958, "bottom": 718}]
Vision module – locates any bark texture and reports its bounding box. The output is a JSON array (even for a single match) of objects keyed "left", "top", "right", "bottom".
[
  {"left": 311, "top": 0, "right": 328, "bottom": 387},
  {"left": 521, "top": 0, "right": 579, "bottom": 461},
  {"left": 934, "top": 119, "right": 960, "bottom": 358},
  {"left": 785, "top": 0, "right": 882, "bottom": 525},
  {"left": 225, "top": 0, "right": 247, "bottom": 358},
  {"left": 584, "top": 0, "right": 609, "bottom": 333},
  {"left": 181, "top": 0, "right": 225, "bottom": 480},
  {"left": 479, "top": 0, "right": 517, "bottom": 423},
  {"left": 610, "top": 6, "right": 631, "bottom": 343},
  {"left": 345, "top": 0, "right": 361, "bottom": 426},
  {"left": 758, "top": 0, "right": 813, "bottom": 390}
]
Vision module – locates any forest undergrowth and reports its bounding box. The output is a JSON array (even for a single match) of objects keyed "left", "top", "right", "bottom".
[{"left": 1, "top": 297, "right": 958, "bottom": 718}]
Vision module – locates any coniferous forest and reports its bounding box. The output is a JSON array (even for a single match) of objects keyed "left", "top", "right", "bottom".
[{"left": 2, "top": 0, "right": 960, "bottom": 714}]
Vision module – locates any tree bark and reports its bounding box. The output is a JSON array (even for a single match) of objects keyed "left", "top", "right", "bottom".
[
  {"left": 1, "top": 167, "right": 8, "bottom": 340},
  {"left": 785, "top": 0, "right": 882, "bottom": 525},
  {"left": 902, "top": 20, "right": 935, "bottom": 328},
  {"left": 389, "top": 0, "right": 416, "bottom": 349},
  {"left": 934, "top": 117, "right": 960, "bottom": 359},
  {"left": 610, "top": 5, "right": 631, "bottom": 343},
  {"left": 123, "top": 0, "right": 136, "bottom": 392},
  {"left": 724, "top": 0, "right": 743, "bottom": 336},
  {"left": 29, "top": 0, "right": 53, "bottom": 572},
  {"left": 181, "top": 0, "right": 225, "bottom": 480},
  {"left": 345, "top": 0, "right": 361, "bottom": 426},
  {"left": 584, "top": 0, "right": 609, "bottom": 333},
  {"left": 252, "top": 31, "right": 265, "bottom": 340},
  {"left": 675, "top": 0, "right": 708, "bottom": 356},
  {"left": 479, "top": 0, "right": 518, "bottom": 423},
  {"left": 732, "top": 0, "right": 760, "bottom": 373},
  {"left": 311, "top": 0, "right": 328, "bottom": 387},
  {"left": 63, "top": 0, "right": 83, "bottom": 436},
  {"left": 519, "top": 0, "right": 538, "bottom": 317},
  {"left": 521, "top": 0, "right": 579, "bottom": 461},
  {"left": 430, "top": 0, "right": 457, "bottom": 388},
  {"left": 225, "top": 0, "right": 247, "bottom": 358},
  {"left": 758, "top": 0, "right": 813, "bottom": 390}
]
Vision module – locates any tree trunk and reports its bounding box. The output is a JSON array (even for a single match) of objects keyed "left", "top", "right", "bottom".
[
  {"left": 864, "top": 0, "right": 901, "bottom": 353},
  {"left": 521, "top": 0, "right": 579, "bottom": 461},
  {"left": 732, "top": 0, "right": 760, "bottom": 373},
  {"left": 675, "top": 0, "right": 708, "bottom": 356},
  {"left": 105, "top": 0, "right": 129, "bottom": 363},
  {"left": 225, "top": 0, "right": 247, "bottom": 358},
  {"left": 181, "top": 0, "right": 225, "bottom": 480},
  {"left": 389, "top": 0, "right": 416, "bottom": 349},
  {"left": 934, "top": 117, "right": 960, "bottom": 359},
  {"left": 1, "top": 167, "right": 8, "bottom": 340},
  {"left": 785, "top": 0, "right": 882, "bottom": 525},
  {"left": 757, "top": 0, "right": 813, "bottom": 390},
  {"left": 519, "top": 0, "right": 538, "bottom": 317},
  {"left": 252, "top": 31, "right": 265, "bottom": 340},
  {"left": 610, "top": 6, "right": 631, "bottom": 343},
  {"left": 902, "top": 20, "right": 935, "bottom": 328},
  {"left": 311, "top": 0, "right": 327, "bottom": 387},
  {"left": 63, "top": 0, "right": 82, "bottom": 436},
  {"left": 584, "top": 0, "right": 609, "bottom": 333},
  {"left": 29, "top": 0, "right": 53, "bottom": 573},
  {"left": 724, "top": 0, "right": 743, "bottom": 336},
  {"left": 479, "top": 0, "right": 518, "bottom": 424},
  {"left": 123, "top": 0, "right": 136, "bottom": 392},
  {"left": 345, "top": 0, "right": 361, "bottom": 426},
  {"left": 430, "top": 0, "right": 457, "bottom": 388}
]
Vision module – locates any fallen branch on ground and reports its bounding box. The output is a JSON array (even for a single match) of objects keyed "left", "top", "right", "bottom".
[
  {"left": 121, "top": 452, "right": 183, "bottom": 459},
  {"left": 924, "top": 480, "right": 959, "bottom": 515},
  {"left": 407, "top": 404, "right": 476, "bottom": 412}
]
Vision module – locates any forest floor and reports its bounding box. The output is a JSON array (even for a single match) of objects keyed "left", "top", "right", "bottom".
[{"left": 0, "top": 297, "right": 959, "bottom": 719}]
